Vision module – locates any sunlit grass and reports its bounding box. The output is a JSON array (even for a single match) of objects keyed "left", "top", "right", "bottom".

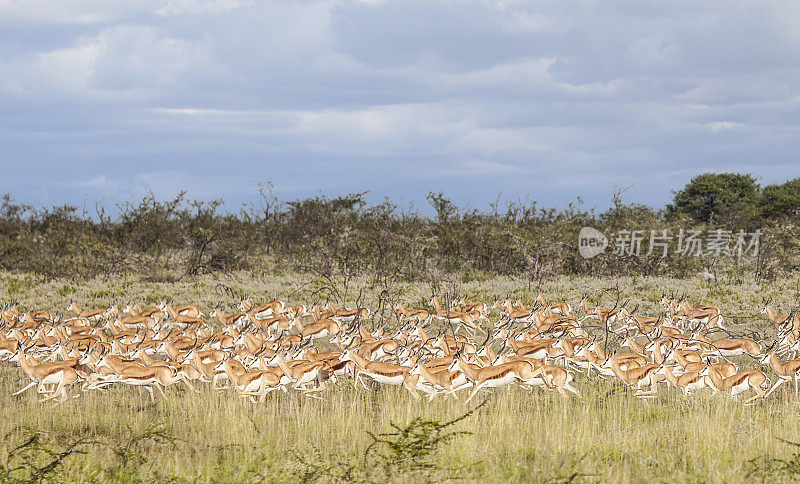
[
  {"left": 3, "top": 364, "right": 800, "bottom": 482},
  {"left": 3, "top": 271, "right": 800, "bottom": 482}
]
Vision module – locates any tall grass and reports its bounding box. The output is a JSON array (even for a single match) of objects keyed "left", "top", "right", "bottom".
[
  {"left": 2, "top": 272, "right": 800, "bottom": 481},
  {"left": 3, "top": 367, "right": 800, "bottom": 482}
]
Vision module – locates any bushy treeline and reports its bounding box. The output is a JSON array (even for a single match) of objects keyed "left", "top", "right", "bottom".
[
  {"left": 0, "top": 173, "right": 798, "bottom": 283},
  {"left": 666, "top": 173, "right": 800, "bottom": 224}
]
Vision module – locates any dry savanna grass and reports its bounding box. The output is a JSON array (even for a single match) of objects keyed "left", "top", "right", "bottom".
[
  {"left": 3, "top": 366, "right": 800, "bottom": 482},
  {"left": 2, "top": 271, "right": 800, "bottom": 482}
]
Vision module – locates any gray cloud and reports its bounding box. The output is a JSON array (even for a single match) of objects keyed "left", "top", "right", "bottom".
[{"left": 1, "top": 0, "right": 799, "bottom": 212}]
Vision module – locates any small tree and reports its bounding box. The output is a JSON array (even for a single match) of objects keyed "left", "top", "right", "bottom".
[
  {"left": 760, "top": 177, "right": 800, "bottom": 219},
  {"left": 666, "top": 172, "right": 760, "bottom": 224}
]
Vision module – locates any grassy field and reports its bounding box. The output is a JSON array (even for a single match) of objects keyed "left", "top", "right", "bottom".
[
  {"left": 3, "top": 366, "right": 800, "bottom": 482},
  {"left": 3, "top": 270, "right": 799, "bottom": 322},
  {"left": 2, "top": 271, "right": 800, "bottom": 482}
]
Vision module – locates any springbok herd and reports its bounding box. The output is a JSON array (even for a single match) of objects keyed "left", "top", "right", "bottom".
[{"left": 1, "top": 293, "right": 799, "bottom": 405}]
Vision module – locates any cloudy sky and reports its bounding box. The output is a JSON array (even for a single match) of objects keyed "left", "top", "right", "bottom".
[{"left": 1, "top": 0, "right": 799, "bottom": 214}]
